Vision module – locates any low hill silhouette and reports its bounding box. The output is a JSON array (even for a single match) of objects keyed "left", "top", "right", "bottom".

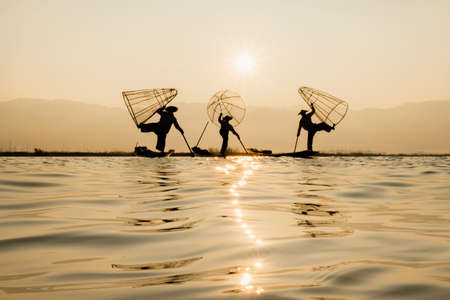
[{"left": 0, "top": 98, "right": 449, "bottom": 153}]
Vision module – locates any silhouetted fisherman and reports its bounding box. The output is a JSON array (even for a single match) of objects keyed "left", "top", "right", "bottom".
[
  {"left": 219, "top": 113, "right": 240, "bottom": 155},
  {"left": 297, "top": 103, "right": 334, "bottom": 151},
  {"left": 138, "top": 106, "right": 184, "bottom": 152}
]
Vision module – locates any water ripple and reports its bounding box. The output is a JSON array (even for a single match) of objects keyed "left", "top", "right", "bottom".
[
  {"left": 0, "top": 156, "right": 449, "bottom": 299},
  {"left": 0, "top": 231, "right": 149, "bottom": 252},
  {"left": 112, "top": 256, "right": 203, "bottom": 271},
  {"left": 0, "top": 179, "right": 62, "bottom": 188}
]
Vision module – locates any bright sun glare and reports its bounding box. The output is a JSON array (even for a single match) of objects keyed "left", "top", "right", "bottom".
[{"left": 235, "top": 54, "right": 254, "bottom": 73}]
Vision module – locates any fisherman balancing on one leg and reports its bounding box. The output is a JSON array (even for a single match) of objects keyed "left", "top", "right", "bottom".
[
  {"left": 218, "top": 113, "right": 240, "bottom": 155},
  {"left": 138, "top": 106, "right": 184, "bottom": 152},
  {"left": 297, "top": 103, "right": 335, "bottom": 152}
]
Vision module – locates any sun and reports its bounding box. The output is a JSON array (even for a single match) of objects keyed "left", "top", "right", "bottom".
[{"left": 235, "top": 54, "right": 254, "bottom": 73}]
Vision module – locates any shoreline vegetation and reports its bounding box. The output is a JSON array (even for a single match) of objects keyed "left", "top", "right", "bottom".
[{"left": 0, "top": 149, "right": 448, "bottom": 157}]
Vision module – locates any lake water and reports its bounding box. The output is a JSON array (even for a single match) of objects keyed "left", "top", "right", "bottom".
[{"left": 0, "top": 156, "right": 449, "bottom": 300}]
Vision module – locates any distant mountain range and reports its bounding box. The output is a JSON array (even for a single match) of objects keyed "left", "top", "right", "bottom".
[{"left": 1, "top": 98, "right": 449, "bottom": 153}]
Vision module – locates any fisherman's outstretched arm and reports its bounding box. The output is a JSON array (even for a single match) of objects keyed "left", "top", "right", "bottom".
[
  {"left": 218, "top": 113, "right": 223, "bottom": 123},
  {"left": 307, "top": 109, "right": 315, "bottom": 118},
  {"left": 156, "top": 107, "right": 165, "bottom": 115},
  {"left": 231, "top": 127, "right": 240, "bottom": 139},
  {"left": 306, "top": 104, "right": 315, "bottom": 118},
  {"left": 174, "top": 119, "right": 184, "bottom": 134}
]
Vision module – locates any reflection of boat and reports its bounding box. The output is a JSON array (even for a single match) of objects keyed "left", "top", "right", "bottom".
[{"left": 135, "top": 146, "right": 174, "bottom": 157}]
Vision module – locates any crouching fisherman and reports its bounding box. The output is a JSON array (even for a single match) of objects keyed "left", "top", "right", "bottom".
[{"left": 138, "top": 106, "right": 184, "bottom": 152}]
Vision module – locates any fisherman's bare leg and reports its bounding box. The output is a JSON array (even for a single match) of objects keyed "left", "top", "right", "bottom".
[
  {"left": 220, "top": 135, "right": 228, "bottom": 155},
  {"left": 316, "top": 122, "right": 334, "bottom": 133},
  {"left": 156, "top": 133, "right": 167, "bottom": 152},
  {"left": 307, "top": 130, "right": 317, "bottom": 151}
]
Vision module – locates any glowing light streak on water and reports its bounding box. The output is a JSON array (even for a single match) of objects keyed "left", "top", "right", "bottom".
[{"left": 215, "top": 157, "right": 265, "bottom": 295}]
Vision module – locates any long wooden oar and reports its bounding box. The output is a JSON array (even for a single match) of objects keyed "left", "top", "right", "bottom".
[
  {"left": 181, "top": 133, "right": 194, "bottom": 156},
  {"left": 175, "top": 118, "right": 194, "bottom": 156},
  {"left": 195, "top": 121, "right": 209, "bottom": 147},
  {"left": 293, "top": 135, "right": 299, "bottom": 153},
  {"left": 238, "top": 137, "right": 248, "bottom": 154}
]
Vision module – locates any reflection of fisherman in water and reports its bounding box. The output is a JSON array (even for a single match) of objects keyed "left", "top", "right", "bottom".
[
  {"left": 138, "top": 106, "right": 184, "bottom": 152},
  {"left": 297, "top": 103, "right": 335, "bottom": 151},
  {"left": 219, "top": 113, "right": 240, "bottom": 155}
]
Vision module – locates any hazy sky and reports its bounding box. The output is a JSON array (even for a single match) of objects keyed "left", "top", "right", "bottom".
[{"left": 1, "top": 0, "right": 449, "bottom": 109}]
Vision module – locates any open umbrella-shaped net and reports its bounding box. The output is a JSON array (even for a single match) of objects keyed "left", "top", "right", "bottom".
[{"left": 207, "top": 90, "right": 246, "bottom": 127}]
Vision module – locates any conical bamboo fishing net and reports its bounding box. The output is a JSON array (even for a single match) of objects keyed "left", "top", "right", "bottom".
[
  {"left": 298, "top": 86, "right": 348, "bottom": 126},
  {"left": 122, "top": 88, "right": 178, "bottom": 127}
]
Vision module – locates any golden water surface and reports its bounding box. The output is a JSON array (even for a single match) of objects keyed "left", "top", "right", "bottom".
[{"left": 0, "top": 156, "right": 449, "bottom": 299}]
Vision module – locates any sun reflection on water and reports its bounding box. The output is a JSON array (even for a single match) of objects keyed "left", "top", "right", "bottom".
[{"left": 215, "top": 157, "right": 265, "bottom": 295}]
